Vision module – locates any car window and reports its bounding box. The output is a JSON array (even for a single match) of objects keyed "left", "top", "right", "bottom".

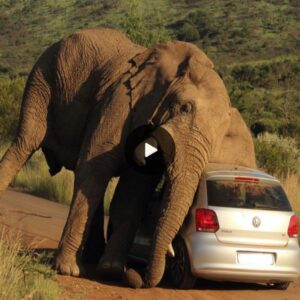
[{"left": 207, "top": 179, "right": 292, "bottom": 211}]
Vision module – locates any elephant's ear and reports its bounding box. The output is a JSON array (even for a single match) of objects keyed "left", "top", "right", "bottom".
[
  {"left": 210, "top": 108, "right": 257, "bottom": 168},
  {"left": 127, "top": 48, "right": 160, "bottom": 107},
  {"left": 185, "top": 52, "right": 214, "bottom": 83}
]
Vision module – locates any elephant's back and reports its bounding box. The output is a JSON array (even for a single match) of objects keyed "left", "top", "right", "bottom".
[
  {"left": 71, "top": 28, "right": 144, "bottom": 55},
  {"left": 49, "top": 28, "right": 142, "bottom": 142},
  {"left": 53, "top": 28, "right": 143, "bottom": 102},
  {"left": 23, "top": 28, "right": 144, "bottom": 163},
  {"left": 29, "top": 27, "right": 143, "bottom": 105}
]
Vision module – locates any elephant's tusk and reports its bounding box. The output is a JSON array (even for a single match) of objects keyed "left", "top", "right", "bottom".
[
  {"left": 167, "top": 243, "right": 175, "bottom": 257},
  {"left": 133, "top": 143, "right": 146, "bottom": 166}
]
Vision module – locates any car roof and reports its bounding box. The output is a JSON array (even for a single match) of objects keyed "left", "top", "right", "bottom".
[{"left": 203, "top": 163, "right": 279, "bottom": 183}]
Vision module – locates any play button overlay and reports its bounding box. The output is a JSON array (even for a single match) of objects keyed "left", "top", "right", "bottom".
[
  {"left": 145, "top": 142, "right": 157, "bottom": 158},
  {"left": 125, "top": 125, "right": 175, "bottom": 175}
]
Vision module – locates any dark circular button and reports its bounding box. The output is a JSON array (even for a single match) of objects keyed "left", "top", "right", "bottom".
[{"left": 125, "top": 125, "right": 175, "bottom": 175}]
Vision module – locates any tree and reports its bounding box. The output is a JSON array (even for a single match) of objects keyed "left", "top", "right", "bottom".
[{"left": 120, "top": 0, "right": 170, "bottom": 47}]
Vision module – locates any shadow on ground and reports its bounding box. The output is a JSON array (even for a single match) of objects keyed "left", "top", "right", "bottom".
[{"left": 30, "top": 248, "right": 272, "bottom": 291}]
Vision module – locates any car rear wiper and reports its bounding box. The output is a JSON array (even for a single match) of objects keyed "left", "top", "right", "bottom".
[{"left": 252, "top": 202, "right": 273, "bottom": 210}]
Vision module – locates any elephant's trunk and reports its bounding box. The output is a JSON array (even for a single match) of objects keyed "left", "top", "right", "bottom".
[
  {"left": 144, "top": 174, "right": 199, "bottom": 287},
  {"left": 122, "top": 126, "right": 211, "bottom": 288},
  {"left": 144, "top": 130, "right": 210, "bottom": 287}
]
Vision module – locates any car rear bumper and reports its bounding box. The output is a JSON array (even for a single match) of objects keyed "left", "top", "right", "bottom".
[{"left": 184, "top": 232, "right": 300, "bottom": 283}]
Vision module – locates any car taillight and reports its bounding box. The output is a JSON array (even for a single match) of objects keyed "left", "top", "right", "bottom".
[
  {"left": 288, "top": 215, "right": 299, "bottom": 238},
  {"left": 195, "top": 208, "right": 219, "bottom": 232},
  {"left": 234, "top": 176, "right": 259, "bottom": 183}
]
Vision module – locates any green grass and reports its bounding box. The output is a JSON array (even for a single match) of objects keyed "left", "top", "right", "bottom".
[
  {"left": 10, "top": 149, "right": 74, "bottom": 205},
  {"left": 1, "top": 1, "right": 299, "bottom": 142},
  {"left": 0, "top": 0, "right": 299, "bottom": 75},
  {"left": 0, "top": 0, "right": 299, "bottom": 211},
  {"left": 0, "top": 229, "right": 61, "bottom": 300},
  {"left": 0, "top": 144, "right": 117, "bottom": 214}
]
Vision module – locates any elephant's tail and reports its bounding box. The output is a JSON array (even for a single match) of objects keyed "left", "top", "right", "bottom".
[{"left": 0, "top": 66, "right": 50, "bottom": 196}]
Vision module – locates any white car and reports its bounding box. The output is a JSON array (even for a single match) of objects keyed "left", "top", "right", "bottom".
[{"left": 129, "top": 163, "right": 300, "bottom": 289}]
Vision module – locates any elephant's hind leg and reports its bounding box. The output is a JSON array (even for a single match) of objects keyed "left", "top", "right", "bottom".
[
  {"left": 98, "top": 169, "right": 161, "bottom": 280},
  {"left": 55, "top": 100, "right": 125, "bottom": 276},
  {"left": 55, "top": 151, "right": 120, "bottom": 276},
  {"left": 0, "top": 72, "right": 49, "bottom": 195}
]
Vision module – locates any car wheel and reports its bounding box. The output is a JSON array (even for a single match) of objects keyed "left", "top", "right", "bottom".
[
  {"left": 169, "top": 236, "right": 196, "bottom": 289},
  {"left": 271, "top": 282, "right": 290, "bottom": 290}
]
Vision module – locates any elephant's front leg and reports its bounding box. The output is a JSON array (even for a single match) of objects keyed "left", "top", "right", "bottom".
[
  {"left": 98, "top": 169, "right": 161, "bottom": 279},
  {"left": 55, "top": 167, "right": 111, "bottom": 276}
]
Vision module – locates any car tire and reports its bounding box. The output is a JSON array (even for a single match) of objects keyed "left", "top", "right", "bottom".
[
  {"left": 272, "top": 282, "right": 290, "bottom": 290},
  {"left": 169, "top": 236, "right": 196, "bottom": 289}
]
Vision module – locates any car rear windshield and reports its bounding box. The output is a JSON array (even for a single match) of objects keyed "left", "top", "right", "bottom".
[{"left": 207, "top": 179, "right": 292, "bottom": 211}]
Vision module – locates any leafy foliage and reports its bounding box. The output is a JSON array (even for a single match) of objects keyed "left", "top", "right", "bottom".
[
  {"left": 0, "top": 76, "right": 25, "bottom": 141},
  {"left": 121, "top": 0, "right": 170, "bottom": 47},
  {"left": 225, "top": 56, "right": 300, "bottom": 140},
  {"left": 255, "top": 133, "right": 300, "bottom": 176},
  {"left": 177, "top": 22, "right": 200, "bottom": 42},
  {"left": 0, "top": 0, "right": 299, "bottom": 178},
  {"left": 0, "top": 0, "right": 298, "bottom": 143}
]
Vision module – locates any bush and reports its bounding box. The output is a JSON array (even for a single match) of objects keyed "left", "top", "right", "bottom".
[
  {"left": 0, "top": 76, "right": 25, "bottom": 141},
  {"left": 177, "top": 22, "right": 200, "bottom": 42},
  {"left": 230, "top": 58, "right": 300, "bottom": 88},
  {"left": 188, "top": 10, "right": 219, "bottom": 40},
  {"left": 120, "top": 0, "right": 170, "bottom": 47},
  {"left": 255, "top": 133, "right": 300, "bottom": 176}
]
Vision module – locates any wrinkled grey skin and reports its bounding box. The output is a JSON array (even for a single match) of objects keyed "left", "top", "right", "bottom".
[
  {"left": 105, "top": 108, "right": 256, "bottom": 288},
  {"left": 0, "top": 28, "right": 256, "bottom": 288}
]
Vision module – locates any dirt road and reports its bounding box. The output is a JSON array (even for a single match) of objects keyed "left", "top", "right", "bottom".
[{"left": 1, "top": 189, "right": 299, "bottom": 300}]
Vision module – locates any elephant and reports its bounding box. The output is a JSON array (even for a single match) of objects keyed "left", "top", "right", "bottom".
[
  {"left": 107, "top": 107, "right": 256, "bottom": 288},
  {"left": 0, "top": 27, "right": 256, "bottom": 288}
]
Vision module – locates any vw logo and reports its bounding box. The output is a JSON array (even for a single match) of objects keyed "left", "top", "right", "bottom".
[{"left": 252, "top": 216, "right": 261, "bottom": 228}]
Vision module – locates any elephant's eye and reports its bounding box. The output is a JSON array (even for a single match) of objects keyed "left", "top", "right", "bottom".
[{"left": 180, "top": 103, "right": 193, "bottom": 114}]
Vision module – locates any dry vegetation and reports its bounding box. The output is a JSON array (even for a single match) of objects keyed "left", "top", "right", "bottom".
[
  {"left": 0, "top": 0, "right": 299, "bottom": 213},
  {"left": 281, "top": 173, "right": 300, "bottom": 213},
  {"left": 12, "top": 151, "right": 74, "bottom": 206},
  {"left": 0, "top": 144, "right": 117, "bottom": 214},
  {"left": 1, "top": 141, "right": 299, "bottom": 215},
  {"left": 0, "top": 145, "right": 74, "bottom": 205},
  {"left": 0, "top": 1, "right": 298, "bottom": 298},
  {"left": 0, "top": 229, "right": 61, "bottom": 300}
]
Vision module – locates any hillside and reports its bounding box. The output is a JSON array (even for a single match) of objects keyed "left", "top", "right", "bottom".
[
  {"left": 1, "top": 0, "right": 299, "bottom": 72},
  {"left": 0, "top": 0, "right": 299, "bottom": 141}
]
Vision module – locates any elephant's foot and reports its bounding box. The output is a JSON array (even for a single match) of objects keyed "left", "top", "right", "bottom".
[
  {"left": 54, "top": 251, "right": 84, "bottom": 277},
  {"left": 97, "top": 256, "right": 125, "bottom": 280},
  {"left": 122, "top": 268, "right": 144, "bottom": 288}
]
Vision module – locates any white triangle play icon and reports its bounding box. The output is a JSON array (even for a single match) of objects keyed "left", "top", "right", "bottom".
[{"left": 145, "top": 142, "right": 158, "bottom": 158}]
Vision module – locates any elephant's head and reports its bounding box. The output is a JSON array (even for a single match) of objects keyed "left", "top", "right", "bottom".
[{"left": 125, "top": 41, "right": 232, "bottom": 287}]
